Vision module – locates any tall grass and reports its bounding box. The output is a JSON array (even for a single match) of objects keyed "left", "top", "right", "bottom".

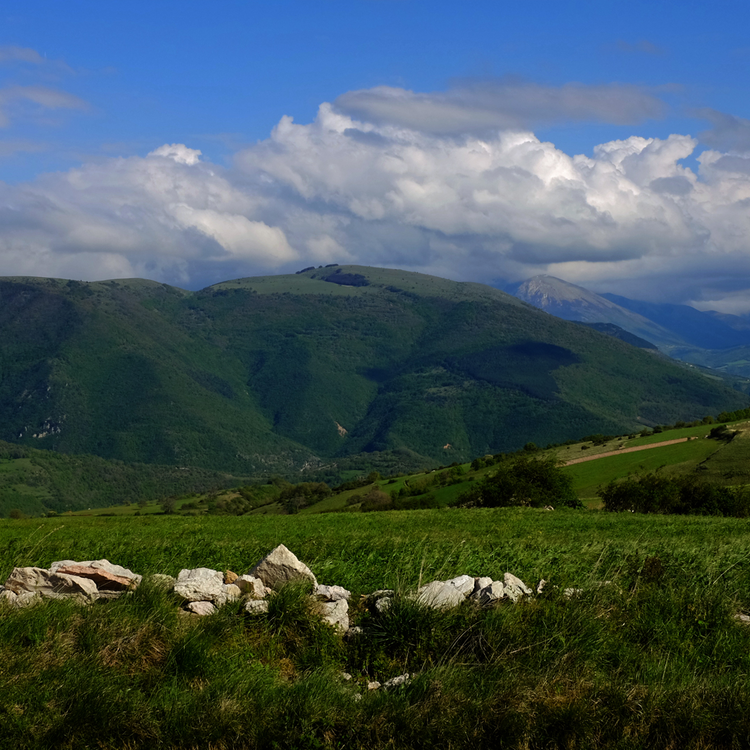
[{"left": 3, "top": 509, "right": 750, "bottom": 747}]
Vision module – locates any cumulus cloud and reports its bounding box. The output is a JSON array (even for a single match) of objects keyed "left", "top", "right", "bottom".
[
  {"left": 335, "top": 80, "right": 665, "bottom": 135},
  {"left": 5, "top": 84, "right": 750, "bottom": 309}
]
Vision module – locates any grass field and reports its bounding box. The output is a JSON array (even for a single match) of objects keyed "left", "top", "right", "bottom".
[{"left": 3, "top": 510, "right": 750, "bottom": 748}]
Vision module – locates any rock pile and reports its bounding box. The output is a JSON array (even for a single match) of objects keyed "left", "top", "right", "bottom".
[{"left": 0, "top": 543, "right": 536, "bottom": 635}]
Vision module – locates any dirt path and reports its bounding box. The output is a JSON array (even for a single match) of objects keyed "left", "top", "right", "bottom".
[{"left": 563, "top": 437, "right": 690, "bottom": 466}]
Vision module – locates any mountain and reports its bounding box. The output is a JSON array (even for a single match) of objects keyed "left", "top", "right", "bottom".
[
  {"left": 511, "top": 275, "right": 685, "bottom": 349},
  {"left": 0, "top": 266, "right": 747, "bottom": 474},
  {"left": 601, "top": 293, "right": 750, "bottom": 350}
]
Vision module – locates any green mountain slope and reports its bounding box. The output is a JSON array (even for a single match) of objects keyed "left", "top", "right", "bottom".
[{"left": 0, "top": 267, "right": 747, "bottom": 473}]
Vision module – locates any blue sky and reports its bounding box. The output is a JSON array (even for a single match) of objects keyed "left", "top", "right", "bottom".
[{"left": 3, "top": 1, "right": 750, "bottom": 310}]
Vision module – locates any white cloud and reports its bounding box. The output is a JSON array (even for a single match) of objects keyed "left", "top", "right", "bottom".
[{"left": 4, "top": 85, "right": 750, "bottom": 308}]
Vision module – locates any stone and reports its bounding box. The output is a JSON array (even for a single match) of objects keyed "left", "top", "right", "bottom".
[
  {"left": 476, "top": 581, "right": 505, "bottom": 607},
  {"left": 314, "top": 584, "right": 351, "bottom": 602},
  {"left": 374, "top": 597, "right": 392, "bottom": 614},
  {"left": 472, "top": 577, "right": 492, "bottom": 596},
  {"left": 224, "top": 570, "right": 238, "bottom": 584},
  {"left": 174, "top": 568, "right": 224, "bottom": 603},
  {"left": 50, "top": 559, "right": 142, "bottom": 589},
  {"left": 248, "top": 544, "right": 317, "bottom": 590},
  {"left": 318, "top": 599, "right": 349, "bottom": 633},
  {"left": 4, "top": 567, "right": 98, "bottom": 602},
  {"left": 341, "top": 672, "right": 353, "bottom": 681},
  {"left": 345, "top": 626, "right": 364, "bottom": 638},
  {"left": 446, "top": 575, "right": 475, "bottom": 597},
  {"left": 245, "top": 599, "right": 270, "bottom": 615},
  {"left": 0, "top": 589, "right": 18, "bottom": 606},
  {"left": 504, "top": 573, "right": 532, "bottom": 596},
  {"left": 149, "top": 573, "right": 176, "bottom": 589},
  {"left": 734, "top": 613, "right": 750, "bottom": 625},
  {"left": 186, "top": 601, "right": 216, "bottom": 616},
  {"left": 215, "top": 583, "right": 241, "bottom": 607},
  {"left": 536, "top": 579, "right": 547, "bottom": 595},
  {"left": 416, "top": 580, "right": 465, "bottom": 610},
  {"left": 383, "top": 673, "right": 411, "bottom": 690},
  {"left": 236, "top": 575, "right": 268, "bottom": 599},
  {"left": 367, "top": 681, "right": 381, "bottom": 691},
  {"left": 15, "top": 591, "right": 40, "bottom": 608},
  {"left": 563, "top": 588, "right": 583, "bottom": 599}
]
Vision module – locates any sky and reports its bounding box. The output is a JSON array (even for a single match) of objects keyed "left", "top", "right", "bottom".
[{"left": 3, "top": 1, "right": 750, "bottom": 311}]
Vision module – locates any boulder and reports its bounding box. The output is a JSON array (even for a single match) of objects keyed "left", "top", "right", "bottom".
[
  {"left": 416, "top": 580, "right": 465, "bottom": 610},
  {"left": 236, "top": 575, "right": 268, "bottom": 599},
  {"left": 247, "top": 545, "right": 317, "bottom": 590},
  {"left": 186, "top": 601, "right": 216, "bottom": 616},
  {"left": 50, "top": 559, "right": 142, "bottom": 590},
  {"left": 314, "top": 584, "right": 351, "bottom": 602},
  {"left": 4, "top": 567, "right": 98, "bottom": 602},
  {"left": 318, "top": 599, "right": 349, "bottom": 633},
  {"left": 174, "top": 568, "right": 224, "bottom": 603}
]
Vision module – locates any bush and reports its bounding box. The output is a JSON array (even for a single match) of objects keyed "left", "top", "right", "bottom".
[{"left": 454, "top": 454, "right": 581, "bottom": 509}]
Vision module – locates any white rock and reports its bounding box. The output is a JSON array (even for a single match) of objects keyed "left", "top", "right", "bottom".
[
  {"left": 346, "top": 626, "right": 364, "bottom": 638},
  {"left": 374, "top": 597, "right": 392, "bottom": 614},
  {"left": 367, "top": 681, "right": 381, "bottom": 691},
  {"left": 236, "top": 575, "right": 268, "bottom": 599},
  {"left": 174, "top": 568, "right": 224, "bottom": 603},
  {"left": 504, "top": 573, "right": 532, "bottom": 596},
  {"left": 4, "top": 567, "right": 53, "bottom": 595},
  {"left": 248, "top": 545, "right": 317, "bottom": 591},
  {"left": 245, "top": 599, "right": 270, "bottom": 615},
  {"left": 215, "top": 583, "right": 242, "bottom": 607},
  {"left": 0, "top": 589, "right": 18, "bottom": 606},
  {"left": 314, "top": 584, "right": 351, "bottom": 602},
  {"left": 416, "top": 580, "right": 465, "bottom": 610},
  {"left": 446, "top": 575, "right": 475, "bottom": 597},
  {"left": 563, "top": 588, "right": 583, "bottom": 599},
  {"left": 15, "top": 591, "right": 41, "bottom": 608},
  {"left": 4, "top": 567, "right": 98, "bottom": 602},
  {"left": 472, "top": 577, "right": 493, "bottom": 596},
  {"left": 149, "top": 573, "right": 176, "bottom": 589},
  {"left": 383, "top": 673, "right": 411, "bottom": 690},
  {"left": 186, "top": 601, "right": 216, "bottom": 616},
  {"left": 536, "top": 579, "right": 547, "bottom": 595},
  {"left": 318, "top": 599, "right": 349, "bottom": 633},
  {"left": 476, "top": 581, "right": 505, "bottom": 606}
]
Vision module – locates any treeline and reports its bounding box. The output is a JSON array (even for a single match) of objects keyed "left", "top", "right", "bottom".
[{"left": 602, "top": 473, "right": 750, "bottom": 517}]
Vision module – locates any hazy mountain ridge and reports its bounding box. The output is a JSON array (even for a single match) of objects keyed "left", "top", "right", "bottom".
[{"left": 0, "top": 266, "right": 746, "bottom": 474}]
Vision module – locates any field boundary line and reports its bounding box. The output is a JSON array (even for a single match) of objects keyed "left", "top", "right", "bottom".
[{"left": 562, "top": 438, "right": 690, "bottom": 466}]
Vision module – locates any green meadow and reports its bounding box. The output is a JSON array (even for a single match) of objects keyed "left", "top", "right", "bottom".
[{"left": 3, "top": 509, "right": 750, "bottom": 748}]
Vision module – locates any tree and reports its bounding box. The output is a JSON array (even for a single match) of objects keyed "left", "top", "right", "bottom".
[{"left": 455, "top": 454, "right": 580, "bottom": 509}]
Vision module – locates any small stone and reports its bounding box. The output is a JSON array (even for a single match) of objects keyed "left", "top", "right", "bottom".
[
  {"left": 215, "top": 583, "right": 242, "bottom": 607},
  {"left": 472, "top": 577, "right": 493, "bottom": 596},
  {"left": 248, "top": 544, "right": 317, "bottom": 591},
  {"left": 318, "top": 599, "right": 349, "bottom": 633},
  {"left": 314, "top": 584, "right": 351, "bottom": 602},
  {"left": 341, "top": 672, "right": 353, "bottom": 681},
  {"left": 564, "top": 588, "right": 583, "bottom": 599},
  {"left": 735, "top": 613, "right": 750, "bottom": 625},
  {"left": 186, "top": 601, "right": 216, "bottom": 616},
  {"left": 0, "top": 589, "right": 18, "bottom": 606},
  {"left": 236, "top": 575, "right": 268, "bottom": 599},
  {"left": 367, "top": 681, "right": 381, "bottom": 691},
  {"left": 446, "top": 575, "right": 475, "bottom": 597},
  {"left": 174, "top": 568, "right": 224, "bottom": 603},
  {"left": 504, "top": 573, "right": 532, "bottom": 596},
  {"left": 476, "top": 581, "right": 505, "bottom": 607},
  {"left": 383, "top": 673, "right": 411, "bottom": 690},
  {"left": 224, "top": 570, "right": 239, "bottom": 585},
  {"left": 374, "top": 597, "right": 392, "bottom": 614},
  {"left": 149, "top": 573, "right": 176, "bottom": 589},
  {"left": 536, "top": 579, "right": 547, "bottom": 595},
  {"left": 416, "top": 580, "right": 465, "bottom": 610},
  {"left": 345, "top": 626, "right": 364, "bottom": 638},
  {"left": 245, "top": 599, "right": 270, "bottom": 615}
]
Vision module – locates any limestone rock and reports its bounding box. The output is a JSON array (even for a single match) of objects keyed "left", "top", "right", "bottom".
[
  {"left": 50, "top": 559, "right": 141, "bottom": 590},
  {"left": 215, "top": 583, "right": 241, "bottom": 607},
  {"left": 4, "top": 567, "right": 50, "bottom": 595},
  {"left": 245, "top": 599, "right": 270, "bottom": 615},
  {"left": 224, "top": 570, "right": 238, "bottom": 584},
  {"left": 383, "top": 673, "right": 411, "bottom": 690},
  {"left": 472, "top": 577, "right": 492, "bottom": 596},
  {"left": 236, "top": 575, "right": 268, "bottom": 599},
  {"left": 374, "top": 597, "right": 392, "bottom": 614},
  {"left": 186, "top": 601, "right": 216, "bottom": 616},
  {"left": 0, "top": 589, "right": 18, "bottom": 606},
  {"left": 446, "top": 575, "right": 475, "bottom": 597},
  {"left": 174, "top": 568, "right": 224, "bottom": 603},
  {"left": 416, "top": 580, "right": 465, "bottom": 610},
  {"left": 314, "top": 584, "right": 351, "bottom": 602},
  {"left": 367, "top": 681, "right": 381, "bottom": 691},
  {"left": 318, "top": 599, "right": 349, "bottom": 633},
  {"left": 248, "top": 545, "right": 317, "bottom": 590},
  {"left": 504, "top": 573, "right": 532, "bottom": 596},
  {"left": 475, "top": 581, "right": 505, "bottom": 606},
  {"left": 5, "top": 567, "right": 98, "bottom": 602}
]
